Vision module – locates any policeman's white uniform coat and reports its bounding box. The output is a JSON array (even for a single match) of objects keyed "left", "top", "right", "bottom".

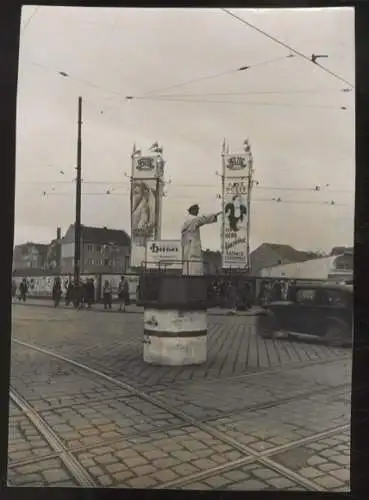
[{"left": 181, "top": 213, "right": 218, "bottom": 275}]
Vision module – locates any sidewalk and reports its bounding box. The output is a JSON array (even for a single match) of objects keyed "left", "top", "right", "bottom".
[{"left": 12, "top": 298, "right": 263, "bottom": 316}]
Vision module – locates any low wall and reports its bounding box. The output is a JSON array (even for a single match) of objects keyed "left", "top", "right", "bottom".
[{"left": 12, "top": 273, "right": 139, "bottom": 301}]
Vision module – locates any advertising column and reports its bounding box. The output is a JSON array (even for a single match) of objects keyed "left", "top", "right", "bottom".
[
  {"left": 221, "top": 139, "right": 254, "bottom": 270},
  {"left": 130, "top": 143, "right": 165, "bottom": 268}
]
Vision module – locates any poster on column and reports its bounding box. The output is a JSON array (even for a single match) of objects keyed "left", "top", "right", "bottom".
[
  {"left": 130, "top": 177, "right": 159, "bottom": 268},
  {"left": 222, "top": 153, "right": 252, "bottom": 269}
]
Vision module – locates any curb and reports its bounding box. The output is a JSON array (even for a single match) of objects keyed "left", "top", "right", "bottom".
[{"left": 12, "top": 301, "right": 262, "bottom": 317}]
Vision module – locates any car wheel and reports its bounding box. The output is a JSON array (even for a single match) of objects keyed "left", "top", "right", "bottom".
[
  {"left": 257, "top": 313, "right": 277, "bottom": 339},
  {"left": 324, "top": 320, "right": 352, "bottom": 347}
]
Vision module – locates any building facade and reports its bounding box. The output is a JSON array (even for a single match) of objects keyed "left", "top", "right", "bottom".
[
  {"left": 13, "top": 243, "right": 49, "bottom": 272},
  {"left": 60, "top": 225, "right": 131, "bottom": 274}
]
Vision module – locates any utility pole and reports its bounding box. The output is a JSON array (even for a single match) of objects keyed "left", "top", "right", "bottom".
[{"left": 74, "top": 96, "right": 82, "bottom": 284}]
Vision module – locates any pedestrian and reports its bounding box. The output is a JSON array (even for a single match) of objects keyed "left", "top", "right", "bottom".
[
  {"left": 52, "top": 277, "right": 62, "bottom": 307},
  {"left": 117, "top": 276, "right": 129, "bottom": 312},
  {"left": 65, "top": 280, "right": 74, "bottom": 306},
  {"left": 12, "top": 279, "right": 17, "bottom": 302},
  {"left": 103, "top": 280, "right": 113, "bottom": 311},
  {"left": 227, "top": 281, "right": 237, "bottom": 313},
  {"left": 19, "top": 278, "right": 28, "bottom": 302},
  {"left": 85, "top": 279, "right": 95, "bottom": 309},
  {"left": 72, "top": 280, "right": 83, "bottom": 309}
]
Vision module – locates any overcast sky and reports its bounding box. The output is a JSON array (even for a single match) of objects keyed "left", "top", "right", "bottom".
[{"left": 16, "top": 6, "right": 355, "bottom": 252}]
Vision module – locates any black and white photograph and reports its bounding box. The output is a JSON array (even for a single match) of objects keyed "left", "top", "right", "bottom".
[{"left": 10, "top": 6, "right": 354, "bottom": 492}]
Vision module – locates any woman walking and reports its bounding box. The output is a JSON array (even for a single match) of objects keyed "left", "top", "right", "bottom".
[{"left": 103, "top": 280, "right": 113, "bottom": 311}]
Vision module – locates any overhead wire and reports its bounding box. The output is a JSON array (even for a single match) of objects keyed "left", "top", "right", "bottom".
[
  {"left": 21, "top": 6, "right": 40, "bottom": 34},
  {"left": 127, "top": 96, "right": 347, "bottom": 111},
  {"left": 139, "top": 88, "right": 352, "bottom": 98},
  {"left": 39, "top": 190, "right": 352, "bottom": 207},
  {"left": 19, "top": 179, "right": 354, "bottom": 194},
  {"left": 19, "top": 179, "right": 354, "bottom": 195},
  {"left": 221, "top": 8, "right": 354, "bottom": 89},
  {"left": 126, "top": 54, "right": 296, "bottom": 100}
]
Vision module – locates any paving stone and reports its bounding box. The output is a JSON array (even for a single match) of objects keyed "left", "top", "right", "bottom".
[
  {"left": 89, "top": 466, "right": 105, "bottom": 476},
  {"left": 267, "top": 477, "right": 296, "bottom": 489},
  {"left": 232, "top": 479, "right": 269, "bottom": 490},
  {"left": 224, "top": 470, "right": 249, "bottom": 481},
  {"left": 99, "top": 475, "right": 113, "bottom": 486},
  {"left": 331, "top": 455, "right": 350, "bottom": 466},
  {"left": 127, "top": 475, "right": 158, "bottom": 488},
  {"left": 43, "top": 468, "right": 70, "bottom": 482},
  {"left": 113, "top": 470, "right": 134, "bottom": 482},
  {"left": 182, "top": 482, "right": 210, "bottom": 490},
  {"left": 95, "top": 454, "right": 117, "bottom": 465},
  {"left": 307, "top": 456, "right": 327, "bottom": 466},
  {"left": 11, "top": 473, "right": 44, "bottom": 485},
  {"left": 204, "top": 475, "right": 233, "bottom": 488},
  {"left": 299, "top": 466, "right": 324, "bottom": 479},
  {"left": 253, "top": 468, "right": 279, "bottom": 480},
  {"left": 329, "top": 468, "right": 350, "bottom": 482},
  {"left": 115, "top": 449, "right": 139, "bottom": 460},
  {"left": 153, "top": 457, "right": 180, "bottom": 469},
  {"left": 132, "top": 464, "right": 156, "bottom": 476},
  {"left": 124, "top": 456, "right": 148, "bottom": 468},
  {"left": 318, "top": 463, "right": 340, "bottom": 472},
  {"left": 106, "top": 462, "right": 128, "bottom": 474},
  {"left": 152, "top": 469, "right": 178, "bottom": 482},
  {"left": 193, "top": 458, "right": 218, "bottom": 470},
  {"left": 171, "top": 450, "right": 195, "bottom": 462},
  {"left": 80, "top": 459, "right": 96, "bottom": 468},
  {"left": 314, "top": 475, "right": 343, "bottom": 489},
  {"left": 172, "top": 463, "right": 198, "bottom": 476}
]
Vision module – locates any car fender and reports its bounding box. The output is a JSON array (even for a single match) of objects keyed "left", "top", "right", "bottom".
[{"left": 324, "top": 316, "right": 350, "bottom": 333}]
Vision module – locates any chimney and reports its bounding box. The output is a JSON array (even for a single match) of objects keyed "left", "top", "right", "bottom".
[{"left": 57, "top": 227, "right": 61, "bottom": 240}]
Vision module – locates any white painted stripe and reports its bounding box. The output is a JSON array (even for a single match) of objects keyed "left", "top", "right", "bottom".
[
  {"left": 144, "top": 335, "right": 207, "bottom": 365},
  {"left": 144, "top": 308, "right": 207, "bottom": 333}
]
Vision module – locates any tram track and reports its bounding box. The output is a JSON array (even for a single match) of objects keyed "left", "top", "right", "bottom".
[
  {"left": 10, "top": 338, "right": 350, "bottom": 491},
  {"left": 9, "top": 386, "right": 97, "bottom": 487}
]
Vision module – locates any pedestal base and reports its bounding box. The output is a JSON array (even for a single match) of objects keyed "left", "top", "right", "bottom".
[{"left": 143, "top": 308, "right": 207, "bottom": 366}]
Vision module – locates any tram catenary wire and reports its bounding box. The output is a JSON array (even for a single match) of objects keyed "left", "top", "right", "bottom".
[
  {"left": 125, "top": 54, "right": 294, "bottom": 100},
  {"left": 39, "top": 191, "right": 351, "bottom": 207},
  {"left": 221, "top": 8, "right": 354, "bottom": 89},
  {"left": 19, "top": 180, "right": 354, "bottom": 194}
]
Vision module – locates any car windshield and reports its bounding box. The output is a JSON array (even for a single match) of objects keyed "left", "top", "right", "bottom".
[
  {"left": 295, "top": 289, "right": 316, "bottom": 304},
  {"left": 321, "top": 289, "right": 349, "bottom": 307}
]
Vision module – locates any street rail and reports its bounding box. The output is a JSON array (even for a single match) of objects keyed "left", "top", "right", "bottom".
[
  {"left": 11, "top": 338, "right": 350, "bottom": 491},
  {"left": 9, "top": 386, "right": 97, "bottom": 487}
]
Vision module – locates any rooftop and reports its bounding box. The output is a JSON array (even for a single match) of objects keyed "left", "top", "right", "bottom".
[
  {"left": 65, "top": 225, "right": 131, "bottom": 246},
  {"left": 254, "top": 243, "right": 319, "bottom": 263}
]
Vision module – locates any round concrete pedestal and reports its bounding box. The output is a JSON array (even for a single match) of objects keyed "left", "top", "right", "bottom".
[{"left": 143, "top": 308, "right": 207, "bottom": 366}]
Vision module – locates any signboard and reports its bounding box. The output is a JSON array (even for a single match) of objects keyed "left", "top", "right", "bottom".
[
  {"left": 132, "top": 155, "right": 164, "bottom": 179},
  {"left": 222, "top": 193, "right": 248, "bottom": 267},
  {"left": 224, "top": 153, "right": 252, "bottom": 177},
  {"left": 130, "top": 146, "right": 165, "bottom": 268},
  {"left": 130, "top": 177, "right": 159, "bottom": 268},
  {"left": 221, "top": 142, "right": 253, "bottom": 269},
  {"left": 145, "top": 240, "right": 182, "bottom": 269}
]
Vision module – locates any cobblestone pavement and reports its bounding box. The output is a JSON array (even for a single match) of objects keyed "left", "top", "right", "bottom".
[
  {"left": 8, "top": 305, "right": 351, "bottom": 491},
  {"left": 12, "top": 304, "right": 349, "bottom": 390}
]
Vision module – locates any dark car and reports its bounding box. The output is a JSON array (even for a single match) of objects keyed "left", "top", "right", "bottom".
[{"left": 256, "top": 282, "right": 353, "bottom": 346}]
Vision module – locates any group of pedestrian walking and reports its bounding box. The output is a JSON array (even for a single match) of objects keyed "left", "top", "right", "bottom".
[
  {"left": 12, "top": 278, "right": 28, "bottom": 302},
  {"left": 102, "top": 276, "right": 129, "bottom": 311},
  {"left": 258, "top": 279, "right": 291, "bottom": 305},
  {"left": 208, "top": 279, "right": 254, "bottom": 311},
  {"left": 12, "top": 275, "right": 131, "bottom": 312}
]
